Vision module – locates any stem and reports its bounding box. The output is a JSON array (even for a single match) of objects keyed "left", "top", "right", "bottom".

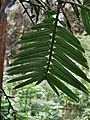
[{"left": 45, "top": 1, "right": 60, "bottom": 79}]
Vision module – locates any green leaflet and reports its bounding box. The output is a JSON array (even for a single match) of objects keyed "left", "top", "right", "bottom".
[
  {"left": 47, "top": 73, "right": 79, "bottom": 102},
  {"left": 81, "top": 8, "right": 90, "bottom": 35},
  {"left": 13, "top": 51, "right": 49, "bottom": 60},
  {"left": 14, "top": 46, "right": 49, "bottom": 58},
  {"left": 17, "top": 36, "right": 51, "bottom": 44},
  {"left": 8, "top": 72, "right": 44, "bottom": 82},
  {"left": 51, "top": 58, "right": 88, "bottom": 88},
  {"left": 8, "top": 66, "right": 45, "bottom": 75},
  {"left": 31, "top": 22, "right": 53, "bottom": 30},
  {"left": 47, "top": 79, "right": 59, "bottom": 96},
  {"left": 31, "top": 16, "right": 55, "bottom": 30},
  {"left": 14, "top": 76, "right": 43, "bottom": 89},
  {"left": 57, "top": 26, "right": 80, "bottom": 45},
  {"left": 55, "top": 43, "right": 88, "bottom": 68},
  {"left": 8, "top": 61, "right": 46, "bottom": 75},
  {"left": 10, "top": 57, "right": 47, "bottom": 66},
  {"left": 53, "top": 52, "right": 89, "bottom": 81},
  {"left": 56, "top": 38, "right": 87, "bottom": 63},
  {"left": 42, "top": 17, "right": 55, "bottom": 23},
  {"left": 20, "top": 29, "right": 52, "bottom": 40},
  {"left": 50, "top": 66, "right": 88, "bottom": 94},
  {"left": 49, "top": 61, "right": 88, "bottom": 94},
  {"left": 57, "top": 26, "right": 85, "bottom": 52},
  {"left": 19, "top": 40, "right": 50, "bottom": 50}
]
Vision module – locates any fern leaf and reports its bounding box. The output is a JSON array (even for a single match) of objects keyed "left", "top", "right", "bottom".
[{"left": 7, "top": 13, "right": 89, "bottom": 101}]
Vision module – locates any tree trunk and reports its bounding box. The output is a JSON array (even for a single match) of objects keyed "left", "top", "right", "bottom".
[{"left": 0, "top": 3, "right": 7, "bottom": 118}]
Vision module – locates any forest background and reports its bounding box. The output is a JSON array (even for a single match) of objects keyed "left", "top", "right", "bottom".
[{"left": 0, "top": 0, "right": 90, "bottom": 119}]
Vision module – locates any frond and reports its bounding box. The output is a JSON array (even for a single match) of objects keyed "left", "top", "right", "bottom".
[{"left": 7, "top": 11, "right": 89, "bottom": 101}]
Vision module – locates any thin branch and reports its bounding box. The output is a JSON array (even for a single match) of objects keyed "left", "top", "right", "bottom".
[
  {"left": 22, "top": 0, "right": 45, "bottom": 11},
  {"left": 46, "top": 0, "right": 50, "bottom": 10},
  {"left": 34, "top": 0, "right": 46, "bottom": 10},
  {"left": 19, "top": 0, "right": 34, "bottom": 24},
  {"left": 76, "top": 0, "right": 81, "bottom": 4},
  {"left": 1, "top": 89, "right": 16, "bottom": 115},
  {"left": 62, "top": 9, "right": 73, "bottom": 33},
  {"left": 40, "top": 0, "right": 51, "bottom": 10}
]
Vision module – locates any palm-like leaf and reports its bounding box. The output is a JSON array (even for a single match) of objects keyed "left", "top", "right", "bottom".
[{"left": 7, "top": 10, "right": 89, "bottom": 101}]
